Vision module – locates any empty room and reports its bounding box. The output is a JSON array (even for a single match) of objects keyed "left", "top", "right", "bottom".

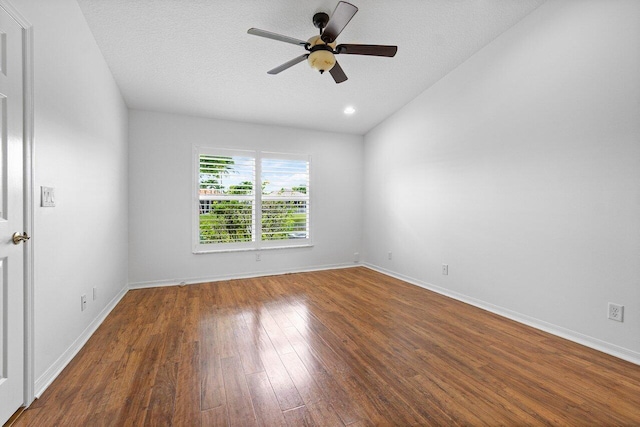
[{"left": 2, "top": 0, "right": 640, "bottom": 425}]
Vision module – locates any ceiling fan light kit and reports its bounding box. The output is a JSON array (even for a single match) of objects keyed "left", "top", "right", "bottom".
[
  {"left": 307, "top": 35, "right": 337, "bottom": 73},
  {"left": 248, "top": 1, "right": 397, "bottom": 84}
]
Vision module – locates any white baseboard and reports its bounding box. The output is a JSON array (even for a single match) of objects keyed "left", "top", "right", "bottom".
[
  {"left": 34, "top": 284, "right": 129, "bottom": 397},
  {"left": 363, "top": 263, "right": 640, "bottom": 366},
  {"left": 128, "top": 262, "right": 359, "bottom": 289}
]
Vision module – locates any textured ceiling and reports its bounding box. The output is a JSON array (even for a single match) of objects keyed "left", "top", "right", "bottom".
[{"left": 76, "top": 0, "right": 545, "bottom": 135}]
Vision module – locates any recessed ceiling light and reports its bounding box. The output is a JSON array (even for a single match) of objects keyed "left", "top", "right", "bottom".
[{"left": 344, "top": 106, "right": 356, "bottom": 115}]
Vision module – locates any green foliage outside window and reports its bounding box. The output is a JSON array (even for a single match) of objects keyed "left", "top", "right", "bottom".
[{"left": 200, "top": 201, "right": 253, "bottom": 243}]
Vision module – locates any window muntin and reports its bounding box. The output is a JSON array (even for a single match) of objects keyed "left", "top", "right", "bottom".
[{"left": 194, "top": 147, "right": 311, "bottom": 253}]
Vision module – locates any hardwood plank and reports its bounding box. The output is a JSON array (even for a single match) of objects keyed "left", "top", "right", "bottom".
[
  {"left": 306, "top": 400, "right": 345, "bottom": 427},
  {"left": 145, "top": 361, "right": 178, "bottom": 426},
  {"left": 86, "top": 325, "right": 155, "bottom": 423},
  {"left": 344, "top": 420, "right": 374, "bottom": 427},
  {"left": 201, "top": 406, "right": 228, "bottom": 426},
  {"left": 200, "top": 285, "right": 227, "bottom": 411},
  {"left": 173, "top": 341, "right": 201, "bottom": 426},
  {"left": 231, "top": 310, "right": 264, "bottom": 375},
  {"left": 245, "top": 371, "right": 288, "bottom": 427},
  {"left": 283, "top": 406, "right": 317, "bottom": 427},
  {"left": 281, "top": 325, "right": 367, "bottom": 425},
  {"left": 200, "top": 352, "right": 226, "bottom": 411},
  {"left": 259, "top": 306, "right": 296, "bottom": 356},
  {"left": 279, "top": 350, "right": 323, "bottom": 405},
  {"left": 221, "top": 356, "right": 258, "bottom": 427},
  {"left": 217, "top": 308, "right": 238, "bottom": 359},
  {"left": 64, "top": 361, "right": 121, "bottom": 426},
  {"left": 286, "top": 296, "right": 436, "bottom": 425},
  {"left": 10, "top": 407, "right": 40, "bottom": 427},
  {"left": 183, "top": 285, "right": 202, "bottom": 345},
  {"left": 115, "top": 333, "right": 165, "bottom": 426},
  {"left": 142, "top": 289, "right": 189, "bottom": 426},
  {"left": 250, "top": 318, "right": 305, "bottom": 411}
]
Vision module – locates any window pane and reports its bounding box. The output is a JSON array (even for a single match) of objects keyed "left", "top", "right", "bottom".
[
  {"left": 200, "top": 200, "right": 253, "bottom": 243},
  {"left": 261, "top": 157, "right": 309, "bottom": 241},
  {"left": 262, "top": 200, "right": 308, "bottom": 240},
  {"left": 199, "top": 154, "right": 254, "bottom": 195},
  {"left": 199, "top": 154, "right": 255, "bottom": 244}
]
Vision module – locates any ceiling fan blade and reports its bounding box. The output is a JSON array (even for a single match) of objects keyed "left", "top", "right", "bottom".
[
  {"left": 336, "top": 44, "right": 398, "bottom": 57},
  {"left": 267, "top": 54, "right": 309, "bottom": 75},
  {"left": 248, "top": 28, "right": 307, "bottom": 46},
  {"left": 321, "top": 1, "right": 358, "bottom": 43},
  {"left": 329, "top": 61, "right": 348, "bottom": 84}
]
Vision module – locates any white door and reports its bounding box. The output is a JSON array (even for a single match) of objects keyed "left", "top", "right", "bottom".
[{"left": 0, "top": 4, "right": 25, "bottom": 425}]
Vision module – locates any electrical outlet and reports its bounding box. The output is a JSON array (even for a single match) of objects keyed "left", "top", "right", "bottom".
[
  {"left": 81, "top": 294, "right": 87, "bottom": 311},
  {"left": 92, "top": 287, "right": 98, "bottom": 301},
  {"left": 442, "top": 264, "right": 449, "bottom": 275},
  {"left": 256, "top": 253, "right": 261, "bottom": 261},
  {"left": 388, "top": 252, "right": 392, "bottom": 260},
  {"left": 353, "top": 252, "right": 359, "bottom": 263},
  {"left": 608, "top": 303, "right": 624, "bottom": 322}
]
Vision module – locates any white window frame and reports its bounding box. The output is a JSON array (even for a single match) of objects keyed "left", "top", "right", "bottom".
[{"left": 193, "top": 146, "right": 312, "bottom": 254}]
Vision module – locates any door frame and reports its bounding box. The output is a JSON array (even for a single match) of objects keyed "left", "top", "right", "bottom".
[{"left": 0, "top": 0, "right": 35, "bottom": 408}]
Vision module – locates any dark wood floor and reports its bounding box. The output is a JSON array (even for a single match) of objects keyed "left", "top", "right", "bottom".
[{"left": 13, "top": 267, "right": 640, "bottom": 426}]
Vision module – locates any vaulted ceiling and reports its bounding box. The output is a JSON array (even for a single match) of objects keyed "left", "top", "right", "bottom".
[{"left": 76, "top": 0, "right": 546, "bottom": 135}]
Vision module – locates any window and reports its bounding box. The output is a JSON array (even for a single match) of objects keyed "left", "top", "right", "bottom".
[{"left": 194, "top": 147, "right": 311, "bottom": 253}]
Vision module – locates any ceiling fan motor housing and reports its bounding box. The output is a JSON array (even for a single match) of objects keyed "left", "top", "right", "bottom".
[
  {"left": 307, "top": 35, "right": 337, "bottom": 73},
  {"left": 313, "top": 12, "right": 330, "bottom": 30}
]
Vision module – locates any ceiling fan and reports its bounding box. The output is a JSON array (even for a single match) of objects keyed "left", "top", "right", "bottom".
[{"left": 247, "top": 1, "right": 397, "bottom": 84}]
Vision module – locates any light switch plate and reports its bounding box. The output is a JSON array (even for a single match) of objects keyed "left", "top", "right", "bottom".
[{"left": 41, "top": 186, "right": 55, "bottom": 207}]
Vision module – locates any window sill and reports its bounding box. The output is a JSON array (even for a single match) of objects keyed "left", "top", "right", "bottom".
[{"left": 193, "top": 243, "right": 314, "bottom": 255}]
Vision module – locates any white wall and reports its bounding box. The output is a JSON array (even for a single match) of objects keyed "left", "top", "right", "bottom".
[
  {"left": 16, "top": 0, "right": 129, "bottom": 393},
  {"left": 128, "top": 110, "right": 363, "bottom": 287},
  {"left": 363, "top": 0, "right": 640, "bottom": 362}
]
